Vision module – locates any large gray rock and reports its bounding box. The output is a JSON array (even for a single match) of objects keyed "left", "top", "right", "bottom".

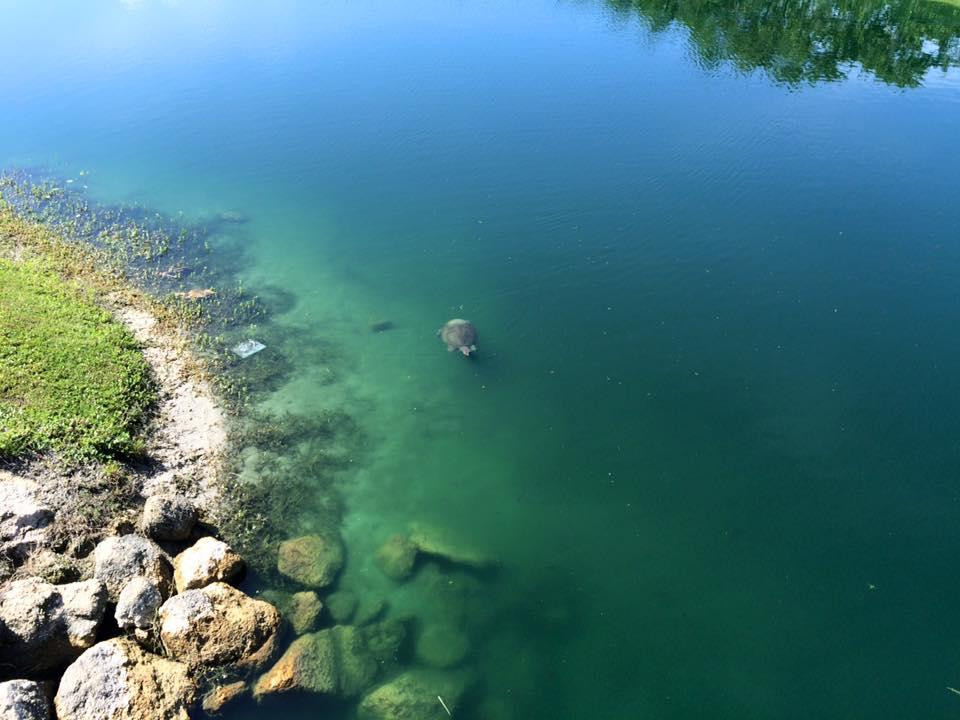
[
  {"left": 140, "top": 495, "right": 197, "bottom": 541},
  {"left": 114, "top": 577, "right": 162, "bottom": 632},
  {"left": 54, "top": 638, "right": 195, "bottom": 720},
  {"left": 172, "top": 536, "right": 244, "bottom": 592},
  {"left": 0, "top": 474, "right": 53, "bottom": 561},
  {"left": 277, "top": 534, "right": 344, "bottom": 588},
  {"left": 93, "top": 535, "right": 172, "bottom": 602},
  {"left": 158, "top": 582, "right": 281, "bottom": 670},
  {"left": 0, "top": 577, "right": 107, "bottom": 676},
  {"left": 0, "top": 679, "right": 51, "bottom": 720}
]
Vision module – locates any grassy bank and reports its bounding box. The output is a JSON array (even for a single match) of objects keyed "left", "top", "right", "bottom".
[{"left": 0, "top": 206, "right": 156, "bottom": 461}]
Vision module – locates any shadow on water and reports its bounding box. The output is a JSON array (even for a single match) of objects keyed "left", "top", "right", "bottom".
[{"left": 605, "top": 0, "right": 960, "bottom": 85}]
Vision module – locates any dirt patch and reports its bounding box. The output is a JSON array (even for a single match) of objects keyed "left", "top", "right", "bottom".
[{"left": 113, "top": 303, "right": 226, "bottom": 509}]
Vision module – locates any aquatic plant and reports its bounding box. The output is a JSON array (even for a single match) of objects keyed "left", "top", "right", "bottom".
[
  {"left": 216, "top": 407, "right": 364, "bottom": 578},
  {"left": 0, "top": 169, "right": 365, "bottom": 589}
]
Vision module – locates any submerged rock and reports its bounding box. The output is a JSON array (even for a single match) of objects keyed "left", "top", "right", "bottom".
[
  {"left": 357, "top": 668, "right": 475, "bottom": 720},
  {"left": 288, "top": 591, "right": 323, "bottom": 635},
  {"left": 408, "top": 522, "right": 496, "bottom": 570},
  {"left": 415, "top": 623, "right": 471, "bottom": 668},
  {"left": 355, "top": 596, "right": 387, "bottom": 626},
  {"left": 277, "top": 533, "right": 344, "bottom": 588},
  {"left": 114, "top": 577, "right": 163, "bottom": 632},
  {"left": 54, "top": 638, "right": 195, "bottom": 720},
  {"left": 363, "top": 618, "right": 406, "bottom": 669},
  {"left": 173, "top": 536, "right": 244, "bottom": 592},
  {"left": 374, "top": 534, "right": 418, "bottom": 581},
  {"left": 0, "top": 577, "right": 107, "bottom": 676},
  {"left": 0, "top": 679, "right": 51, "bottom": 720},
  {"left": 158, "top": 582, "right": 280, "bottom": 670},
  {"left": 0, "top": 474, "right": 53, "bottom": 561},
  {"left": 93, "top": 535, "right": 173, "bottom": 602},
  {"left": 326, "top": 590, "right": 358, "bottom": 624},
  {"left": 140, "top": 494, "right": 197, "bottom": 541},
  {"left": 254, "top": 622, "right": 404, "bottom": 700},
  {"left": 201, "top": 681, "right": 247, "bottom": 715}
]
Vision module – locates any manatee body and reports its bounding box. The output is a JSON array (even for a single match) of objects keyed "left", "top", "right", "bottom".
[{"left": 438, "top": 319, "right": 477, "bottom": 357}]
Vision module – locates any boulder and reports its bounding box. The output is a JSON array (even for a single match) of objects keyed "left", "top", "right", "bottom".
[
  {"left": 0, "top": 474, "right": 53, "bottom": 561},
  {"left": 201, "top": 681, "right": 247, "bottom": 714},
  {"left": 408, "top": 523, "right": 496, "bottom": 570},
  {"left": 140, "top": 495, "right": 197, "bottom": 541},
  {"left": 415, "top": 623, "right": 471, "bottom": 668},
  {"left": 253, "top": 623, "right": 399, "bottom": 700},
  {"left": 54, "top": 638, "right": 195, "bottom": 720},
  {"left": 326, "top": 590, "right": 357, "bottom": 624},
  {"left": 0, "top": 577, "right": 107, "bottom": 676},
  {"left": 374, "top": 535, "right": 417, "bottom": 581},
  {"left": 357, "top": 669, "right": 475, "bottom": 720},
  {"left": 288, "top": 591, "right": 323, "bottom": 635},
  {"left": 158, "top": 582, "right": 280, "bottom": 670},
  {"left": 253, "top": 628, "right": 337, "bottom": 698},
  {"left": 172, "top": 537, "right": 244, "bottom": 592},
  {"left": 114, "top": 577, "right": 162, "bottom": 631},
  {"left": 355, "top": 596, "right": 387, "bottom": 626},
  {"left": 363, "top": 618, "right": 406, "bottom": 668},
  {"left": 0, "top": 679, "right": 51, "bottom": 720},
  {"left": 277, "top": 534, "right": 344, "bottom": 588},
  {"left": 93, "top": 536, "right": 173, "bottom": 601}
]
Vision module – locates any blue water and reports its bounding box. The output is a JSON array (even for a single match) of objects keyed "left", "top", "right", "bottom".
[{"left": 4, "top": 0, "right": 960, "bottom": 717}]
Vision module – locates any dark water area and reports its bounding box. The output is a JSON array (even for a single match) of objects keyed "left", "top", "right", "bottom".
[{"left": 3, "top": 0, "right": 960, "bottom": 717}]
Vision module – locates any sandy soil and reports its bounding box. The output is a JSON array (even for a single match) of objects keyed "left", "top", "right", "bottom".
[{"left": 114, "top": 302, "right": 227, "bottom": 511}]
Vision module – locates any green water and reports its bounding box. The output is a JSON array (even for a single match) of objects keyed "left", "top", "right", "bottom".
[{"left": 4, "top": 0, "right": 960, "bottom": 717}]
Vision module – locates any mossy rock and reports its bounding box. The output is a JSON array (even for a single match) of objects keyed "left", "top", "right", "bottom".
[{"left": 277, "top": 534, "right": 345, "bottom": 588}]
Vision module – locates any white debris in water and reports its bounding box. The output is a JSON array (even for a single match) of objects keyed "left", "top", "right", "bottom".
[{"left": 231, "top": 339, "right": 265, "bottom": 358}]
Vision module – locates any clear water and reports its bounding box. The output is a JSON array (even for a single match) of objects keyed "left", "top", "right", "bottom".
[{"left": 3, "top": 0, "right": 960, "bottom": 717}]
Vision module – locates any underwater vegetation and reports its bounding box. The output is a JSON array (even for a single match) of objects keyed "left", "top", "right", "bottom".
[{"left": 0, "top": 171, "right": 359, "bottom": 577}]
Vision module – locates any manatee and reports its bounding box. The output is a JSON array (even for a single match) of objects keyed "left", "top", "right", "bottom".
[{"left": 438, "top": 319, "right": 477, "bottom": 357}]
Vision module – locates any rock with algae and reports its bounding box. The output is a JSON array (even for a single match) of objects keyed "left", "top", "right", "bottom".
[
  {"left": 415, "top": 623, "right": 471, "bottom": 669},
  {"left": 253, "top": 621, "right": 406, "bottom": 700},
  {"left": 277, "top": 533, "right": 344, "bottom": 588},
  {"left": 357, "top": 668, "right": 475, "bottom": 720},
  {"left": 374, "top": 534, "right": 418, "bottom": 581}
]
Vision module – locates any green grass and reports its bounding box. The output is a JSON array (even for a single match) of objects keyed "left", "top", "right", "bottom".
[{"left": 0, "top": 257, "right": 155, "bottom": 461}]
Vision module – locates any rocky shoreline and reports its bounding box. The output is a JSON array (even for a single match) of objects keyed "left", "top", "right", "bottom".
[
  {"left": 1, "top": 493, "right": 487, "bottom": 719},
  {"left": 0, "top": 178, "right": 506, "bottom": 720}
]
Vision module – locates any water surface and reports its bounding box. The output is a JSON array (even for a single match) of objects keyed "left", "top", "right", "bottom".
[{"left": 3, "top": 0, "right": 960, "bottom": 717}]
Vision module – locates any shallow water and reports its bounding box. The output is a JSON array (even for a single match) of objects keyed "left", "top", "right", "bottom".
[{"left": 4, "top": 0, "right": 960, "bottom": 717}]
